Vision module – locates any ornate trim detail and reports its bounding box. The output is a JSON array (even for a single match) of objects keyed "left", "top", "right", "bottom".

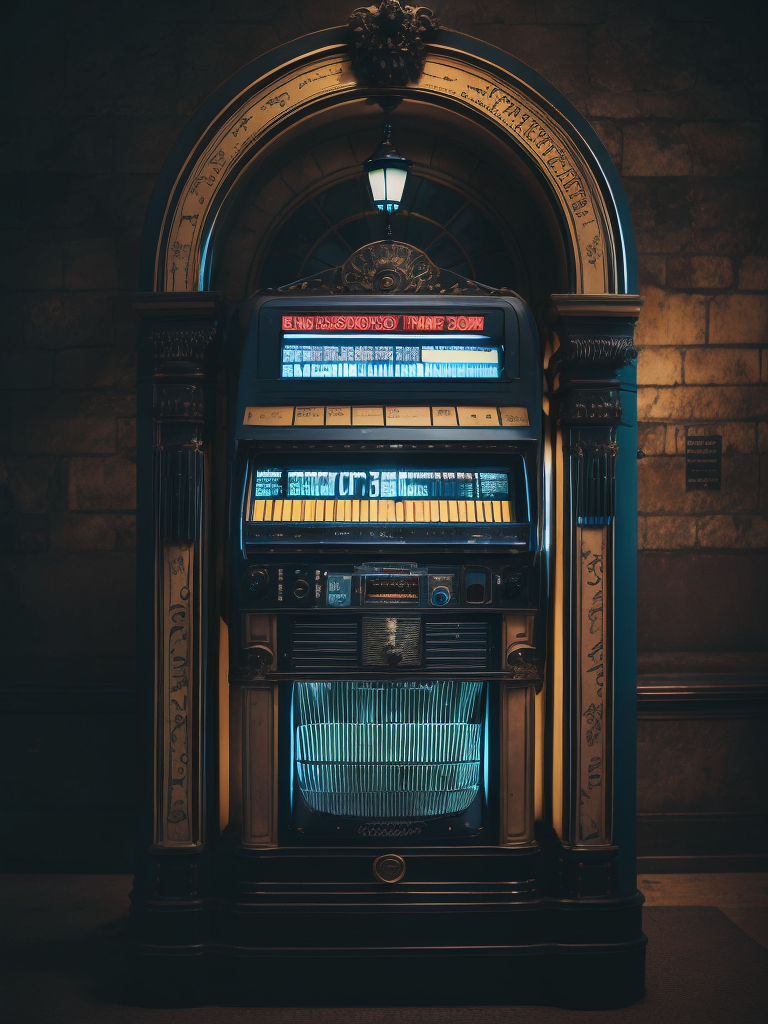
[
  {"left": 154, "top": 385, "right": 205, "bottom": 421},
  {"left": 575, "top": 526, "right": 610, "bottom": 845},
  {"left": 266, "top": 241, "right": 520, "bottom": 296},
  {"left": 560, "top": 389, "right": 622, "bottom": 426},
  {"left": 349, "top": 2, "right": 438, "bottom": 87},
  {"left": 552, "top": 336, "right": 637, "bottom": 372},
  {"left": 157, "top": 541, "right": 199, "bottom": 847},
  {"left": 149, "top": 328, "right": 217, "bottom": 362},
  {"left": 342, "top": 241, "right": 439, "bottom": 291}
]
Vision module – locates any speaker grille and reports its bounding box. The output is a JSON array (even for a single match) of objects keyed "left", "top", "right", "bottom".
[
  {"left": 362, "top": 617, "right": 421, "bottom": 667},
  {"left": 291, "top": 620, "right": 359, "bottom": 670},
  {"left": 425, "top": 621, "right": 489, "bottom": 669}
]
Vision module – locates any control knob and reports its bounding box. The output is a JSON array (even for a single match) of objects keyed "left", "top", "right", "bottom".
[
  {"left": 244, "top": 567, "right": 269, "bottom": 598},
  {"left": 431, "top": 587, "right": 451, "bottom": 606}
]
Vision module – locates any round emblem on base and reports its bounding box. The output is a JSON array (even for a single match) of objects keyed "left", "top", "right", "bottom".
[{"left": 373, "top": 853, "right": 406, "bottom": 884}]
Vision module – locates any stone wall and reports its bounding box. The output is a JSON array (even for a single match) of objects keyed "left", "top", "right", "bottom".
[{"left": 1, "top": 0, "right": 766, "bottom": 868}]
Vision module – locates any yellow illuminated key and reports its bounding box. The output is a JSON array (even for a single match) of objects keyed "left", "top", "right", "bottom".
[
  {"left": 439, "top": 500, "right": 449, "bottom": 523},
  {"left": 415, "top": 501, "right": 425, "bottom": 523},
  {"left": 448, "top": 501, "right": 459, "bottom": 522},
  {"left": 405, "top": 501, "right": 414, "bottom": 522},
  {"left": 466, "top": 501, "right": 476, "bottom": 523},
  {"left": 430, "top": 500, "right": 439, "bottom": 522},
  {"left": 292, "top": 500, "right": 304, "bottom": 522},
  {"left": 492, "top": 500, "right": 502, "bottom": 523},
  {"left": 386, "top": 500, "right": 396, "bottom": 522},
  {"left": 369, "top": 499, "right": 378, "bottom": 521},
  {"left": 396, "top": 502, "right": 405, "bottom": 522},
  {"left": 273, "top": 499, "right": 283, "bottom": 520},
  {"left": 360, "top": 500, "right": 369, "bottom": 523},
  {"left": 305, "top": 499, "right": 316, "bottom": 521},
  {"left": 264, "top": 499, "right": 274, "bottom": 521},
  {"left": 344, "top": 499, "right": 353, "bottom": 521},
  {"left": 484, "top": 501, "right": 494, "bottom": 523},
  {"left": 351, "top": 499, "right": 360, "bottom": 522},
  {"left": 252, "top": 499, "right": 265, "bottom": 522},
  {"left": 501, "top": 501, "right": 511, "bottom": 522},
  {"left": 475, "top": 501, "right": 484, "bottom": 522},
  {"left": 458, "top": 501, "right": 467, "bottom": 522},
  {"left": 281, "top": 499, "right": 293, "bottom": 521},
  {"left": 324, "top": 500, "right": 335, "bottom": 522}
]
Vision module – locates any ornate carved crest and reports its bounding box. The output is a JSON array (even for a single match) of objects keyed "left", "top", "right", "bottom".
[
  {"left": 348, "top": 2, "right": 439, "bottom": 88},
  {"left": 341, "top": 241, "right": 439, "bottom": 292}
]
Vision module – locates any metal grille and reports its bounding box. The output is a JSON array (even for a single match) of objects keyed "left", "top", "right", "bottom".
[
  {"left": 291, "top": 621, "right": 359, "bottom": 670},
  {"left": 362, "top": 617, "right": 421, "bottom": 667},
  {"left": 293, "top": 680, "right": 484, "bottom": 819},
  {"left": 425, "top": 621, "right": 489, "bottom": 669}
]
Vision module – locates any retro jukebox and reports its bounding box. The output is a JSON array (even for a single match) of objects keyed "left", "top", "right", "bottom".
[{"left": 129, "top": 14, "right": 644, "bottom": 1011}]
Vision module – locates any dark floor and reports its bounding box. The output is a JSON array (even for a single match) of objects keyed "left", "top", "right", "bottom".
[{"left": 1, "top": 874, "right": 767, "bottom": 1022}]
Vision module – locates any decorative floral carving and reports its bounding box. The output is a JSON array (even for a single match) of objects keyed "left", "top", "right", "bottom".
[
  {"left": 349, "top": 1, "right": 438, "bottom": 88},
  {"left": 341, "top": 241, "right": 439, "bottom": 292}
]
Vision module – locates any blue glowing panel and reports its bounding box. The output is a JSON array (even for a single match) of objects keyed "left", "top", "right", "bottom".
[
  {"left": 281, "top": 340, "right": 502, "bottom": 379},
  {"left": 293, "top": 680, "right": 484, "bottom": 819}
]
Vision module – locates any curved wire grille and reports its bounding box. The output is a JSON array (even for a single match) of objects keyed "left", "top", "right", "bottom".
[{"left": 293, "top": 680, "right": 484, "bottom": 819}]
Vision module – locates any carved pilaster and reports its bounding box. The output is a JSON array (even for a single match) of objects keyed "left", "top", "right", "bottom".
[
  {"left": 546, "top": 294, "right": 640, "bottom": 893},
  {"left": 134, "top": 293, "right": 221, "bottom": 854}
]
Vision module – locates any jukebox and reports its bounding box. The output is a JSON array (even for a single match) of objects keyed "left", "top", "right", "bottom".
[
  {"left": 131, "top": 252, "right": 644, "bottom": 1006},
  {"left": 129, "top": 12, "right": 645, "bottom": 1010}
]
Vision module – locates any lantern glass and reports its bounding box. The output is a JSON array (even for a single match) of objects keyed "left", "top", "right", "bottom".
[{"left": 364, "top": 124, "right": 411, "bottom": 218}]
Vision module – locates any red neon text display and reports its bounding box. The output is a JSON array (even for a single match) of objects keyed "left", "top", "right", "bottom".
[{"left": 281, "top": 314, "right": 485, "bottom": 332}]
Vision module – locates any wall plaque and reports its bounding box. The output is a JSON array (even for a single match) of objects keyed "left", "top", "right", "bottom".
[{"left": 686, "top": 434, "right": 721, "bottom": 491}]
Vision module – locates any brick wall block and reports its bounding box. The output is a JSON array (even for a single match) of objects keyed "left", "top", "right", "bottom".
[
  {"left": 590, "top": 121, "right": 623, "bottom": 171},
  {"left": 635, "top": 286, "right": 706, "bottom": 346},
  {"left": 622, "top": 179, "right": 692, "bottom": 253},
  {"left": 761, "top": 456, "right": 768, "bottom": 514},
  {"left": 0, "top": 457, "right": 59, "bottom": 514},
  {"left": 709, "top": 293, "right": 768, "bottom": 345},
  {"left": 25, "top": 292, "right": 115, "bottom": 350},
  {"left": 622, "top": 122, "right": 692, "bottom": 176},
  {"left": 116, "top": 418, "right": 136, "bottom": 453},
  {"left": 684, "top": 348, "right": 761, "bottom": 385},
  {"left": 762, "top": 350, "right": 768, "bottom": 383},
  {"left": 639, "top": 515, "right": 697, "bottom": 549},
  {"left": 638, "top": 454, "right": 758, "bottom": 513},
  {"left": 7, "top": 239, "right": 64, "bottom": 290},
  {"left": 637, "top": 385, "right": 768, "bottom": 421},
  {"left": 759, "top": 422, "right": 768, "bottom": 453},
  {"left": 55, "top": 348, "right": 117, "bottom": 390},
  {"left": 0, "top": 351, "right": 55, "bottom": 390},
  {"left": 637, "top": 347, "right": 682, "bottom": 385},
  {"left": 638, "top": 423, "right": 666, "bottom": 456},
  {"left": 681, "top": 121, "right": 765, "bottom": 176},
  {"left": 738, "top": 255, "right": 768, "bottom": 290},
  {"left": 67, "top": 457, "right": 136, "bottom": 511},
  {"left": 666, "top": 255, "right": 733, "bottom": 290},
  {"left": 11, "top": 415, "right": 116, "bottom": 456},
  {"left": 697, "top": 515, "right": 768, "bottom": 548},
  {"left": 49, "top": 512, "right": 136, "bottom": 551},
  {"left": 114, "top": 117, "right": 187, "bottom": 175},
  {"left": 63, "top": 238, "right": 119, "bottom": 290}
]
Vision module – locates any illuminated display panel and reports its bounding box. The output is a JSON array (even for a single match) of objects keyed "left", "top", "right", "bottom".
[
  {"left": 279, "top": 312, "right": 504, "bottom": 380},
  {"left": 248, "top": 467, "right": 517, "bottom": 527}
]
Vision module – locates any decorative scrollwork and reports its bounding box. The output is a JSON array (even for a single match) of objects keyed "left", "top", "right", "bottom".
[
  {"left": 348, "top": 2, "right": 439, "bottom": 88},
  {"left": 341, "top": 241, "right": 439, "bottom": 292},
  {"left": 149, "top": 327, "right": 217, "bottom": 363}
]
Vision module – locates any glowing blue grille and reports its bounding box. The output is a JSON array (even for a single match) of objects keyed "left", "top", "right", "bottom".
[{"left": 293, "top": 680, "right": 484, "bottom": 819}]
